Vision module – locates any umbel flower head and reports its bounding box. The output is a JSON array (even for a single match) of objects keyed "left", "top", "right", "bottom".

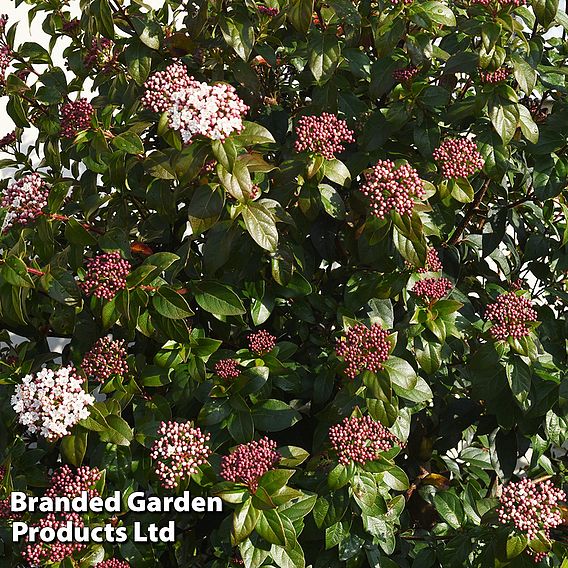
[
  {"left": 360, "top": 159, "right": 425, "bottom": 219},
  {"left": 498, "top": 479, "right": 565, "bottom": 561},
  {"left": 46, "top": 465, "right": 102, "bottom": 499},
  {"left": 412, "top": 277, "right": 453, "bottom": 302},
  {"left": 433, "top": 138, "right": 485, "bottom": 179},
  {"left": 485, "top": 291, "right": 537, "bottom": 341},
  {"left": 215, "top": 358, "right": 241, "bottom": 380},
  {"left": 95, "top": 560, "right": 131, "bottom": 568},
  {"left": 150, "top": 421, "right": 211, "bottom": 490},
  {"left": 336, "top": 323, "right": 391, "bottom": 379},
  {"left": 79, "top": 251, "right": 131, "bottom": 300},
  {"left": 81, "top": 336, "right": 129, "bottom": 383},
  {"left": 220, "top": 437, "right": 281, "bottom": 492},
  {"left": 22, "top": 513, "right": 85, "bottom": 565},
  {"left": 84, "top": 37, "right": 117, "bottom": 71},
  {"left": 248, "top": 329, "right": 277, "bottom": 355},
  {"left": 294, "top": 112, "right": 355, "bottom": 160},
  {"left": 142, "top": 63, "right": 248, "bottom": 144},
  {"left": 417, "top": 248, "right": 443, "bottom": 273},
  {"left": 11, "top": 366, "right": 94, "bottom": 442},
  {"left": 479, "top": 67, "right": 510, "bottom": 84},
  {"left": 329, "top": 415, "right": 401, "bottom": 465},
  {"left": 392, "top": 65, "right": 419, "bottom": 84},
  {"left": 60, "top": 99, "right": 94, "bottom": 139},
  {"left": 1, "top": 173, "right": 48, "bottom": 232}
]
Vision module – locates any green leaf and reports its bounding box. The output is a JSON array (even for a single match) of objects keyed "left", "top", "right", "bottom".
[
  {"left": 232, "top": 498, "right": 261, "bottom": 545},
  {"left": 98, "top": 414, "right": 134, "bottom": 446},
  {"left": 2, "top": 257, "right": 35, "bottom": 288},
  {"left": 152, "top": 288, "right": 194, "bottom": 319},
  {"left": 217, "top": 160, "right": 252, "bottom": 201},
  {"left": 228, "top": 411, "right": 254, "bottom": 444},
  {"left": 506, "top": 358, "right": 531, "bottom": 409},
  {"left": 219, "top": 14, "right": 255, "bottom": 61},
  {"left": 112, "top": 131, "right": 144, "bottom": 154},
  {"left": 433, "top": 491, "right": 464, "bottom": 529},
  {"left": 450, "top": 178, "right": 474, "bottom": 203},
  {"left": 287, "top": 0, "right": 314, "bottom": 34},
  {"left": 277, "top": 446, "right": 310, "bottom": 467},
  {"left": 319, "top": 184, "right": 346, "bottom": 220},
  {"left": 234, "top": 121, "right": 275, "bottom": 145},
  {"left": 489, "top": 100, "right": 519, "bottom": 144},
  {"left": 518, "top": 104, "right": 539, "bottom": 144},
  {"left": 256, "top": 509, "right": 287, "bottom": 545},
  {"left": 324, "top": 159, "right": 351, "bottom": 187},
  {"left": 124, "top": 42, "right": 152, "bottom": 85},
  {"left": 308, "top": 30, "right": 341, "bottom": 84},
  {"left": 382, "top": 356, "right": 418, "bottom": 391},
  {"left": 252, "top": 400, "right": 301, "bottom": 431},
  {"left": 533, "top": 0, "right": 559, "bottom": 27},
  {"left": 242, "top": 201, "right": 279, "bottom": 252},
  {"left": 187, "top": 185, "right": 224, "bottom": 235},
  {"left": 61, "top": 430, "right": 87, "bottom": 467},
  {"left": 511, "top": 54, "right": 537, "bottom": 95},
  {"left": 193, "top": 280, "right": 246, "bottom": 316}
]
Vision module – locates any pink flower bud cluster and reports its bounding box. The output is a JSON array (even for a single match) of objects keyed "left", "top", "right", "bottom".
[
  {"left": 1, "top": 173, "right": 48, "bottom": 232},
  {"left": 294, "top": 113, "right": 355, "bottom": 160},
  {"left": 60, "top": 99, "right": 94, "bottom": 139},
  {"left": 485, "top": 292, "right": 537, "bottom": 341},
  {"left": 0, "top": 130, "right": 16, "bottom": 149},
  {"left": 258, "top": 5, "right": 279, "bottom": 16},
  {"left": 62, "top": 18, "right": 80, "bottom": 35},
  {"left": 96, "top": 560, "right": 131, "bottom": 568},
  {"left": 412, "top": 277, "right": 453, "bottom": 302},
  {"left": 79, "top": 251, "right": 131, "bottom": 300},
  {"left": 215, "top": 358, "right": 241, "bottom": 380},
  {"left": 417, "top": 248, "right": 443, "bottom": 273},
  {"left": 329, "top": 415, "right": 401, "bottom": 465},
  {"left": 248, "top": 329, "right": 277, "bottom": 355},
  {"left": 0, "top": 45, "right": 11, "bottom": 86},
  {"left": 392, "top": 66, "right": 419, "bottom": 84},
  {"left": 46, "top": 465, "right": 102, "bottom": 500},
  {"left": 22, "top": 513, "right": 85, "bottom": 565},
  {"left": 359, "top": 160, "right": 425, "bottom": 219},
  {"left": 0, "top": 497, "right": 20, "bottom": 520},
  {"left": 0, "top": 14, "right": 8, "bottom": 32},
  {"left": 471, "top": 0, "right": 525, "bottom": 6},
  {"left": 522, "top": 97, "right": 548, "bottom": 124},
  {"left": 81, "top": 337, "right": 129, "bottom": 383},
  {"left": 0, "top": 465, "right": 4, "bottom": 483},
  {"left": 498, "top": 478, "right": 565, "bottom": 559},
  {"left": 84, "top": 37, "right": 117, "bottom": 71},
  {"left": 336, "top": 323, "right": 391, "bottom": 379},
  {"left": 150, "top": 421, "right": 211, "bottom": 489},
  {"left": 432, "top": 138, "right": 485, "bottom": 179},
  {"left": 220, "top": 437, "right": 281, "bottom": 492},
  {"left": 479, "top": 67, "right": 510, "bottom": 84},
  {"left": 11, "top": 366, "right": 94, "bottom": 442},
  {"left": 142, "top": 63, "right": 248, "bottom": 144}
]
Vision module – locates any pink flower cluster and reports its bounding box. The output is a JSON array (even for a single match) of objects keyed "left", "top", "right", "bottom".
[
  {"left": 79, "top": 251, "right": 131, "bottom": 300},
  {"left": 418, "top": 248, "right": 443, "bottom": 273},
  {"left": 11, "top": 365, "right": 94, "bottom": 442},
  {"left": 360, "top": 160, "right": 425, "bottom": 219},
  {"left": 294, "top": 113, "right": 355, "bottom": 160},
  {"left": 0, "top": 497, "right": 20, "bottom": 520},
  {"left": 142, "top": 63, "right": 248, "bottom": 144},
  {"left": 0, "top": 130, "right": 16, "bottom": 149},
  {"left": 485, "top": 292, "right": 537, "bottom": 341},
  {"left": 1, "top": 173, "right": 48, "bottom": 232},
  {"left": 215, "top": 358, "right": 241, "bottom": 380},
  {"left": 412, "top": 277, "right": 453, "bottom": 302},
  {"left": 479, "top": 67, "right": 510, "bottom": 84},
  {"left": 81, "top": 337, "right": 129, "bottom": 383},
  {"left": 46, "top": 465, "right": 102, "bottom": 500},
  {"left": 22, "top": 513, "right": 85, "bottom": 565},
  {"left": 248, "top": 329, "right": 277, "bottom": 355},
  {"left": 471, "top": 0, "right": 525, "bottom": 6},
  {"left": 84, "top": 37, "right": 117, "bottom": 71},
  {"left": 96, "top": 560, "right": 131, "bottom": 568},
  {"left": 329, "top": 415, "right": 401, "bottom": 465},
  {"left": 60, "top": 99, "right": 94, "bottom": 139},
  {"left": 150, "top": 421, "right": 211, "bottom": 489},
  {"left": 220, "top": 437, "right": 281, "bottom": 492},
  {"left": 258, "top": 5, "right": 279, "bottom": 16},
  {"left": 433, "top": 138, "right": 485, "bottom": 179},
  {"left": 336, "top": 323, "right": 391, "bottom": 379},
  {"left": 392, "top": 66, "right": 419, "bottom": 84},
  {"left": 523, "top": 97, "right": 548, "bottom": 124},
  {"left": 0, "top": 43, "right": 11, "bottom": 86},
  {"left": 62, "top": 18, "right": 80, "bottom": 35},
  {"left": 498, "top": 479, "right": 565, "bottom": 561}
]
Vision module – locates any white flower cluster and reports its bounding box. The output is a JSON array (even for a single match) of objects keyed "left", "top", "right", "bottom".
[{"left": 11, "top": 366, "right": 94, "bottom": 441}]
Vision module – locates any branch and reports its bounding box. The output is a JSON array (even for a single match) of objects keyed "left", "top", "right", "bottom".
[{"left": 446, "top": 177, "right": 491, "bottom": 246}]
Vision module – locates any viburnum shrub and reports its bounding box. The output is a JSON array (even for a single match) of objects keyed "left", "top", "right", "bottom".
[{"left": 0, "top": 0, "right": 566, "bottom": 566}]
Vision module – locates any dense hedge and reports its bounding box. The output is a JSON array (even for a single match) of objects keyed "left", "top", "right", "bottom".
[{"left": 1, "top": 0, "right": 568, "bottom": 566}]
